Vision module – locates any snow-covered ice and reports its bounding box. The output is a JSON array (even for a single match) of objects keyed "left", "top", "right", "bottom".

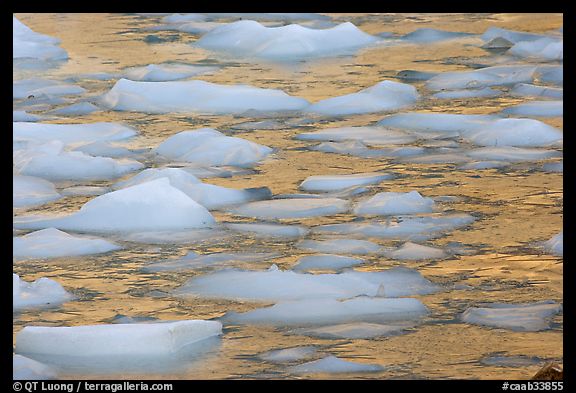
[
  {"left": 13, "top": 175, "right": 61, "bottom": 208},
  {"left": 432, "top": 87, "right": 501, "bottom": 99},
  {"left": 401, "top": 28, "right": 472, "bottom": 43},
  {"left": 377, "top": 113, "right": 498, "bottom": 136},
  {"left": 13, "top": 273, "right": 72, "bottom": 311},
  {"left": 289, "top": 355, "right": 384, "bottom": 374},
  {"left": 142, "top": 251, "right": 279, "bottom": 272},
  {"left": 13, "top": 110, "right": 45, "bottom": 122},
  {"left": 355, "top": 191, "right": 435, "bottom": 216},
  {"left": 508, "top": 38, "right": 563, "bottom": 61},
  {"left": 466, "top": 146, "right": 561, "bottom": 162},
  {"left": 13, "top": 79, "right": 84, "bottom": 100},
  {"left": 231, "top": 198, "right": 349, "bottom": 219},
  {"left": 47, "top": 102, "right": 101, "bottom": 116},
  {"left": 300, "top": 172, "right": 392, "bottom": 192},
  {"left": 461, "top": 301, "right": 562, "bottom": 331}
]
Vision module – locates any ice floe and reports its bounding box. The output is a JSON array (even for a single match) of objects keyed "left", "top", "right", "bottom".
[
  {"left": 544, "top": 232, "right": 563, "bottom": 256},
  {"left": 101, "top": 78, "right": 309, "bottom": 114},
  {"left": 501, "top": 101, "right": 563, "bottom": 118},
  {"left": 289, "top": 355, "right": 384, "bottom": 374},
  {"left": 177, "top": 265, "right": 438, "bottom": 302},
  {"left": 292, "top": 254, "right": 366, "bottom": 271},
  {"left": 13, "top": 110, "right": 45, "bottom": 122},
  {"left": 465, "top": 118, "right": 563, "bottom": 146},
  {"left": 123, "top": 63, "right": 219, "bottom": 81},
  {"left": 13, "top": 273, "right": 72, "bottom": 311},
  {"left": 510, "top": 84, "right": 563, "bottom": 99},
  {"left": 377, "top": 113, "right": 498, "bottom": 137},
  {"left": 383, "top": 242, "right": 447, "bottom": 260},
  {"left": 13, "top": 355, "right": 58, "bottom": 380},
  {"left": 258, "top": 346, "right": 319, "bottom": 363},
  {"left": 536, "top": 65, "right": 563, "bottom": 86},
  {"left": 432, "top": 87, "right": 501, "bottom": 99},
  {"left": 196, "top": 20, "right": 378, "bottom": 61},
  {"left": 297, "top": 239, "right": 381, "bottom": 255},
  {"left": 306, "top": 81, "right": 418, "bottom": 116},
  {"left": 296, "top": 126, "right": 417, "bottom": 145},
  {"left": 426, "top": 65, "right": 537, "bottom": 91},
  {"left": 14, "top": 178, "right": 216, "bottom": 233},
  {"left": 13, "top": 79, "right": 84, "bottom": 100},
  {"left": 74, "top": 141, "right": 135, "bottom": 159},
  {"left": 13, "top": 17, "right": 68, "bottom": 62},
  {"left": 13, "top": 122, "right": 137, "bottom": 146},
  {"left": 508, "top": 38, "right": 563, "bottom": 61},
  {"left": 47, "top": 102, "right": 101, "bottom": 116},
  {"left": 461, "top": 301, "right": 562, "bottom": 331},
  {"left": 481, "top": 27, "right": 551, "bottom": 44},
  {"left": 355, "top": 191, "right": 435, "bottom": 216},
  {"left": 466, "top": 146, "right": 561, "bottom": 162},
  {"left": 231, "top": 198, "right": 349, "bottom": 219},
  {"left": 293, "top": 321, "right": 415, "bottom": 339},
  {"left": 225, "top": 222, "right": 309, "bottom": 238},
  {"left": 299, "top": 172, "right": 392, "bottom": 192},
  {"left": 13, "top": 175, "right": 61, "bottom": 208},
  {"left": 13, "top": 228, "right": 120, "bottom": 260},
  {"left": 143, "top": 251, "right": 279, "bottom": 272}
]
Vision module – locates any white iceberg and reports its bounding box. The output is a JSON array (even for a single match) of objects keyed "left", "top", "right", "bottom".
[
  {"left": 355, "top": 191, "right": 435, "bottom": 216},
  {"left": 465, "top": 118, "right": 563, "bottom": 146},
  {"left": 544, "top": 232, "right": 563, "bottom": 256},
  {"left": 13, "top": 355, "right": 58, "bottom": 380},
  {"left": 231, "top": 198, "right": 349, "bottom": 219},
  {"left": 13, "top": 121, "right": 137, "bottom": 145},
  {"left": 177, "top": 265, "right": 438, "bottom": 302},
  {"left": 510, "top": 84, "right": 562, "bottom": 99},
  {"left": 384, "top": 242, "right": 447, "bottom": 260},
  {"left": 288, "top": 355, "right": 383, "bottom": 374},
  {"left": 14, "top": 178, "right": 216, "bottom": 233},
  {"left": 222, "top": 296, "right": 429, "bottom": 326},
  {"left": 426, "top": 65, "right": 537, "bottom": 91},
  {"left": 258, "top": 346, "right": 318, "bottom": 363},
  {"left": 296, "top": 126, "right": 416, "bottom": 145},
  {"left": 508, "top": 38, "right": 563, "bottom": 61},
  {"left": 461, "top": 301, "right": 562, "bottom": 331},
  {"left": 13, "top": 228, "right": 121, "bottom": 260},
  {"left": 306, "top": 81, "right": 418, "bottom": 116},
  {"left": 162, "top": 13, "right": 207, "bottom": 24},
  {"left": 13, "top": 17, "right": 68, "bottom": 61},
  {"left": 225, "top": 222, "right": 309, "bottom": 238},
  {"left": 297, "top": 239, "right": 381, "bottom": 255},
  {"left": 13, "top": 273, "right": 72, "bottom": 311},
  {"left": 101, "top": 78, "right": 309, "bottom": 114},
  {"left": 501, "top": 101, "right": 563, "bottom": 118},
  {"left": 123, "top": 63, "right": 219, "bottom": 81},
  {"left": 292, "top": 254, "right": 365, "bottom": 271},
  {"left": 299, "top": 172, "right": 392, "bottom": 192},
  {"left": 13, "top": 175, "right": 61, "bottom": 208},
  {"left": 196, "top": 20, "right": 378, "bottom": 61},
  {"left": 155, "top": 128, "right": 273, "bottom": 167}
]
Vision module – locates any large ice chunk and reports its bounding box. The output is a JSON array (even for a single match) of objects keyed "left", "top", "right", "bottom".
[
  {"left": 13, "top": 273, "right": 72, "bottom": 311},
  {"left": 231, "top": 198, "right": 349, "bottom": 219},
  {"left": 101, "top": 78, "right": 309, "bottom": 114},
  {"left": 306, "top": 81, "right": 418, "bottom": 116},
  {"left": 123, "top": 63, "right": 219, "bottom": 81},
  {"left": 13, "top": 175, "right": 61, "bottom": 208},
  {"left": 508, "top": 38, "right": 563, "bottom": 61},
  {"left": 14, "top": 178, "right": 216, "bottom": 233},
  {"left": 196, "top": 20, "right": 378, "bottom": 61},
  {"left": 13, "top": 355, "right": 58, "bottom": 380},
  {"left": 176, "top": 265, "right": 439, "bottom": 302},
  {"left": 501, "top": 101, "right": 563, "bottom": 118},
  {"left": 300, "top": 172, "right": 392, "bottom": 192},
  {"left": 465, "top": 118, "right": 563, "bottom": 146},
  {"left": 401, "top": 28, "right": 472, "bottom": 43},
  {"left": 13, "top": 17, "right": 68, "bottom": 61},
  {"left": 13, "top": 122, "right": 137, "bottom": 145},
  {"left": 13, "top": 79, "right": 84, "bottom": 100},
  {"left": 155, "top": 129, "right": 273, "bottom": 167},
  {"left": 432, "top": 87, "right": 501, "bottom": 99},
  {"left": 288, "top": 355, "right": 384, "bottom": 374},
  {"left": 13, "top": 228, "right": 120, "bottom": 260},
  {"left": 355, "top": 191, "right": 435, "bottom": 216},
  {"left": 481, "top": 27, "right": 551, "bottom": 44},
  {"left": 461, "top": 301, "right": 562, "bottom": 331}
]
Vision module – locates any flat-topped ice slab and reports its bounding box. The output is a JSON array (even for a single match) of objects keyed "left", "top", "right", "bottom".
[
  {"left": 296, "top": 126, "right": 416, "bottom": 145},
  {"left": 222, "top": 296, "right": 429, "bottom": 326},
  {"left": 155, "top": 128, "right": 273, "bottom": 167},
  {"left": 231, "top": 198, "right": 349, "bottom": 219},
  {"left": 481, "top": 27, "right": 552, "bottom": 44},
  {"left": 461, "top": 301, "right": 562, "bottom": 331},
  {"left": 292, "top": 254, "right": 365, "bottom": 271},
  {"left": 13, "top": 122, "right": 137, "bottom": 145},
  {"left": 300, "top": 172, "right": 392, "bottom": 192},
  {"left": 13, "top": 228, "right": 120, "bottom": 260},
  {"left": 123, "top": 63, "right": 219, "bottom": 81},
  {"left": 176, "top": 265, "right": 439, "bottom": 302},
  {"left": 306, "top": 81, "right": 418, "bottom": 116},
  {"left": 13, "top": 79, "right": 84, "bottom": 100},
  {"left": 196, "top": 20, "right": 378, "bottom": 61},
  {"left": 13, "top": 273, "right": 72, "bottom": 311},
  {"left": 13, "top": 175, "right": 61, "bottom": 208},
  {"left": 288, "top": 355, "right": 384, "bottom": 374},
  {"left": 432, "top": 87, "right": 501, "bottom": 99},
  {"left": 101, "top": 78, "right": 310, "bottom": 114},
  {"left": 355, "top": 191, "right": 435, "bottom": 216},
  {"left": 13, "top": 355, "right": 58, "bottom": 380},
  {"left": 14, "top": 178, "right": 216, "bottom": 233},
  {"left": 466, "top": 146, "right": 561, "bottom": 162}
]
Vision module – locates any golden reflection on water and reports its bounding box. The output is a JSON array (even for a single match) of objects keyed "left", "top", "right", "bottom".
[{"left": 13, "top": 13, "right": 562, "bottom": 379}]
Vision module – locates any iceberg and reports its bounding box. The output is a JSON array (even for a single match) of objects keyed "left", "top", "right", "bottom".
[
  {"left": 155, "top": 128, "right": 273, "bottom": 167},
  {"left": 74, "top": 141, "right": 135, "bottom": 159},
  {"left": 292, "top": 254, "right": 366, "bottom": 271},
  {"left": 13, "top": 79, "right": 84, "bottom": 100},
  {"left": 288, "top": 355, "right": 384, "bottom": 374},
  {"left": 377, "top": 113, "right": 498, "bottom": 136},
  {"left": 13, "top": 273, "right": 72, "bottom": 311},
  {"left": 466, "top": 146, "right": 561, "bottom": 162},
  {"left": 355, "top": 191, "right": 435, "bottom": 216},
  {"left": 101, "top": 78, "right": 309, "bottom": 114},
  {"left": 536, "top": 65, "right": 562, "bottom": 86},
  {"left": 231, "top": 198, "right": 349, "bottom": 219},
  {"left": 13, "top": 17, "right": 68, "bottom": 61},
  {"left": 306, "top": 81, "right": 418, "bottom": 116},
  {"left": 47, "top": 102, "right": 100, "bottom": 116},
  {"left": 123, "top": 63, "right": 219, "bottom": 81},
  {"left": 13, "top": 175, "right": 61, "bottom": 208},
  {"left": 461, "top": 301, "right": 562, "bottom": 331},
  {"left": 432, "top": 87, "right": 501, "bottom": 99},
  {"left": 196, "top": 20, "right": 378, "bottom": 61},
  {"left": 299, "top": 172, "right": 392, "bottom": 192},
  {"left": 481, "top": 27, "right": 551, "bottom": 44},
  {"left": 13, "top": 228, "right": 120, "bottom": 260}
]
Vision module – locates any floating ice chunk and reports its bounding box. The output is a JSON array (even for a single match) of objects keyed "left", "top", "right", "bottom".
[
  {"left": 13, "top": 122, "right": 137, "bottom": 145},
  {"left": 297, "top": 239, "right": 381, "bottom": 255},
  {"left": 225, "top": 223, "right": 309, "bottom": 238},
  {"left": 15, "top": 320, "right": 223, "bottom": 373},
  {"left": 162, "top": 13, "right": 207, "bottom": 24},
  {"left": 461, "top": 301, "right": 562, "bottom": 331},
  {"left": 292, "top": 254, "right": 365, "bottom": 271},
  {"left": 481, "top": 37, "right": 514, "bottom": 49},
  {"left": 289, "top": 355, "right": 383, "bottom": 374},
  {"left": 481, "top": 27, "right": 550, "bottom": 44},
  {"left": 402, "top": 28, "right": 472, "bottom": 43},
  {"left": 13, "top": 228, "right": 120, "bottom": 260},
  {"left": 196, "top": 20, "right": 378, "bottom": 61},
  {"left": 541, "top": 161, "right": 563, "bottom": 172},
  {"left": 123, "top": 63, "right": 218, "bottom": 81},
  {"left": 432, "top": 87, "right": 501, "bottom": 99},
  {"left": 222, "top": 297, "right": 429, "bottom": 326},
  {"left": 384, "top": 242, "right": 447, "bottom": 260},
  {"left": 13, "top": 17, "right": 68, "bottom": 61},
  {"left": 74, "top": 141, "right": 134, "bottom": 158},
  {"left": 378, "top": 113, "right": 497, "bottom": 136},
  {"left": 258, "top": 346, "right": 319, "bottom": 363},
  {"left": 13, "top": 110, "right": 45, "bottom": 122},
  {"left": 13, "top": 273, "right": 72, "bottom": 311},
  {"left": 13, "top": 175, "right": 61, "bottom": 208},
  {"left": 14, "top": 141, "right": 143, "bottom": 182},
  {"left": 426, "top": 65, "right": 537, "bottom": 91},
  {"left": 101, "top": 78, "right": 309, "bottom": 114},
  {"left": 466, "top": 146, "right": 561, "bottom": 162},
  {"left": 177, "top": 265, "right": 438, "bottom": 302},
  {"left": 14, "top": 178, "right": 216, "bottom": 233},
  {"left": 395, "top": 70, "right": 438, "bottom": 81},
  {"left": 155, "top": 129, "right": 273, "bottom": 167},
  {"left": 61, "top": 186, "right": 110, "bottom": 197},
  {"left": 536, "top": 66, "right": 562, "bottom": 86},
  {"left": 508, "top": 38, "right": 563, "bottom": 61},
  {"left": 143, "top": 251, "right": 279, "bottom": 272},
  {"left": 293, "top": 321, "right": 414, "bottom": 339},
  {"left": 231, "top": 198, "right": 349, "bottom": 219},
  {"left": 511, "top": 84, "right": 562, "bottom": 99},
  {"left": 459, "top": 161, "right": 509, "bottom": 170},
  {"left": 13, "top": 79, "right": 84, "bottom": 100},
  {"left": 13, "top": 355, "right": 58, "bottom": 380},
  {"left": 306, "top": 81, "right": 418, "bottom": 116},
  {"left": 465, "top": 118, "right": 562, "bottom": 146},
  {"left": 544, "top": 232, "right": 563, "bottom": 256},
  {"left": 300, "top": 172, "right": 392, "bottom": 192},
  {"left": 47, "top": 102, "right": 100, "bottom": 116},
  {"left": 355, "top": 191, "right": 435, "bottom": 216},
  {"left": 296, "top": 126, "right": 417, "bottom": 145},
  {"left": 501, "top": 101, "right": 563, "bottom": 118},
  {"left": 314, "top": 214, "right": 476, "bottom": 240}
]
